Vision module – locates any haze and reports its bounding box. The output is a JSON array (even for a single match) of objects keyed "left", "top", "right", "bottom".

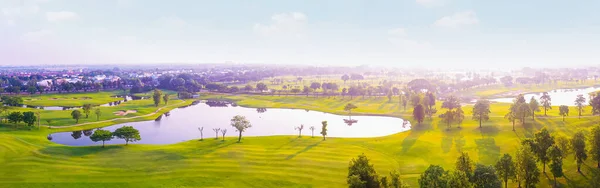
[{"left": 1, "top": 0, "right": 599, "bottom": 68}]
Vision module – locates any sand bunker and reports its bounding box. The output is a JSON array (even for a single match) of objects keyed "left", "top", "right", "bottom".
[{"left": 114, "top": 110, "right": 137, "bottom": 116}]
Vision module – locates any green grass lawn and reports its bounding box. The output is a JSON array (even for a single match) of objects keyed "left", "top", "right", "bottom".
[
  {"left": 21, "top": 91, "right": 130, "bottom": 107},
  {"left": 0, "top": 92, "right": 599, "bottom": 187}
]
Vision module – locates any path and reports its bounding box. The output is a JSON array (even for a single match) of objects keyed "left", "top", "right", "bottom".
[{"left": 48, "top": 100, "right": 186, "bottom": 129}]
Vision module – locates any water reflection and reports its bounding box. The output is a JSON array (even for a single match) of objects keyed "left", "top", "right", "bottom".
[
  {"left": 71, "top": 131, "right": 82, "bottom": 140},
  {"left": 50, "top": 102, "right": 411, "bottom": 146},
  {"left": 83, "top": 129, "right": 93, "bottom": 136},
  {"left": 256, "top": 108, "right": 267, "bottom": 113}
]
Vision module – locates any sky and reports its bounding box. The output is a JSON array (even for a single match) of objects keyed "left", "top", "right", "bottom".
[{"left": 1, "top": 0, "right": 599, "bottom": 68}]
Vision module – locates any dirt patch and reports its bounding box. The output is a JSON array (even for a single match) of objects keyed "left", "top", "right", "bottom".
[
  {"left": 81, "top": 97, "right": 92, "bottom": 100},
  {"left": 49, "top": 98, "right": 58, "bottom": 100},
  {"left": 113, "top": 110, "right": 137, "bottom": 116}
]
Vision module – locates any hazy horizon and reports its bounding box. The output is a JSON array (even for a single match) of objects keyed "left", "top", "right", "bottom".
[{"left": 1, "top": 0, "right": 599, "bottom": 68}]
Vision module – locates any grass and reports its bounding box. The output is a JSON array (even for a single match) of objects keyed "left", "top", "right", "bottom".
[
  {"left": 20, "top": 91, "right": 130, "bottom": 107},
  {"left": 1, "top": 91, "right": 600, "bottom": 187}
]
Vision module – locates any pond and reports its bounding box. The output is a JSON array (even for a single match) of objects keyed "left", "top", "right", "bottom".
[
  {"left": 49, "top": 102, "right": 411, "bottom": 146},
  {"left": 489, "top": 87, "right": 600, "bottom": 106}
]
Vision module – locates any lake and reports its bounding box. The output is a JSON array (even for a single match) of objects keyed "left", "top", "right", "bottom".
[
  {"left": 49, "top": 102, "right": 411, "bottom": 146},
  {"left": 489, "top": 87, "right": 599, "bottom": 106}
]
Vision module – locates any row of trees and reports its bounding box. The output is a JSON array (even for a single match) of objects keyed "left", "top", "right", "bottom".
[
  {"left": 70, "top": 105, "right": 102, "bottom": 124},
  {"left": 90, "top": 126, "right": 141, "bottom": 147}
]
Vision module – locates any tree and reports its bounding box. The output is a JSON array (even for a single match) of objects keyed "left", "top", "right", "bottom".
[
  {"left": 419, "top": 165, "right": 447, "bottom": 188},
  {"left": 472, "top": 164, "right": 502, "bottom": 188},
  {"left": 456, "top": 152, "right": 473, "bottom": 179},
  {"left": 113, "top": 126, "right": 141, "bottom": 145},
  {"left": 7, "top": 111, "right": 23, "bottom": 124},
  {"left": 591, "top": 125, "right": 600, "bottom": 168},
  {"left": 221, "top": 129, "right": 227, "bottom": 141},
  {"left": 495, "top": 154, "right": 516, "bottom": 188},
  {"left": 559, "top": 105, "right": 569, "bottom": 121},
  {"left": 320, "top": 121, "right": 328, "bottom": 140},
  {"left": 342, "top": 74, "right": 350, "bottom": 84},
  {"left": 90, "top": 129, "right": 113, "bottom": 148},
  {"left": 22, "top": 111, "right": 36, "bottom": 127},
  {"left": 413, "top": 104, "right": 425, "bottom": 125},
  {"left": 540, "top": 92, "right": 552, "bottom": 116},
  {"left": 455, "top": 107, "right": 465, "bottom": 128},
  {"left": 94, "top": 108, "right": 102, "bottom": 121},
  {"left": 388, "top": 170, "right": 407, "bottom": 188},
  {"left": 592, "top": 94, "right": 600, "bottom": 123},
  {"left": 152, "top": 89, "right": 162, "bottom": 107},
  {"left": 231, "top": 115, "right": 251, "bottom": 142},
  {"left": 547, "top": 145, "right": 563, "bottom": 187},
  {"left": 505, "top": 104, "right": 518, "bottom": 131},
  {"left": 213, "top": 128, "right": 220, "bottom": 139},
  {"left": 441, "top": 95, "right": 461, "bottom": 128},
  {"left": 529, "top": 97, "right": 540, "bottom": 120},
  {"left": 71, "top": 110, "right": 82, "bottom": 124},
  {"left": 517, "top": 102, "right": 531, "bottom": 126},
  {"left": 163, "top": 94, "right": 169, "bottom": 105},
  {"left": 309, "top": 126, "right": 315, "bottom": 138},
  {"left": 533, "top": 127, "right": 555, "bottom": 173},
  {"left": 344, "top": 103, "right": 358, "bottom": 119},
  {"left": 347, "top": 154, "right": 380, "bottom": 188},
  {"left": 256, "top": 83, "right": 268, "bottom": 92},
  {"left": 516, "top": 144, "right": 540, "bottom": 188},
  {"left": 244, "top": 84, "right": 254, "bottom": 92},
  {"left": 447, "top": 170, "right": 472, "bottom": 188},
  {"left": 472, "top": 99, "right": 491, "bottom": 128},
  {"left": 82, "top": 104, "right": 92, "bottom": 118},
  {"left": 198, "top": 127, "right": 204, "bottom": 141},
  {"left": 555, "top": 135, "right": 571, "bottom": 158},
  {"left": 295, "top": 124, "right": 304, "bottom": 137},
  {"left": 310, "top": 82, "right": 321, "bottom": 97},
  {"left": 575, "top": 94, "right": 586, "bottom": 118},
  {"left": 348, "top": 175, "right": 365, "bottom": 188}
]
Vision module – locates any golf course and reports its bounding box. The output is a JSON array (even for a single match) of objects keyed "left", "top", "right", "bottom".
[{"left": 0, "top": 85, "right": 599, "bottom": 188}]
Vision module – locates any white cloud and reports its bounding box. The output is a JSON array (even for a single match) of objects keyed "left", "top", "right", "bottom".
[
  {"left": 157, "top": 16, "right": 188, "bottom": 28},
  {"left": 433, "top": 11, "right": 479, "bottom": 28},
  {"left": 387, "top": 28, "right": 432, "bottom": 51},
  {"left": 22, "top": 29, "right": 52, "bottom": 41},
  {"left": 46, "top": 11, "right": 78, "bottom": 22},
  {"left": 416, "top": 0, "right": 445, "bottom": 7},
  {"left": 253, "top": 12, "right": 307, "bottom": 37},
  {"left": 0, "top": 1, "right": 42, "bottom": 26}
]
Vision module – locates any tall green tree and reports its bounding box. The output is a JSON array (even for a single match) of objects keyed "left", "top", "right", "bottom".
[
  {"left": 347, "top": 154, "right": 380, "bottom": 188},
  {"left": 516, "top": 144, "right": 540, "bottom": 188},
  {"left": 591, "top": 125, "right": 600, "bottom": 168},
  {"left": 94, "top": 108, "right": 102, "bottom": 121},
  {"left": 472, "top": 99, "right": 491, "bottom": 128},
  {"left": 540, "top": 92, "right": 552, "bottom": 116},
  {"left": 455, "top": 107, "right": 465, "bottom": 128},
  {"left": 419, "top": 165, "right": 447, "bottom": 188},
  {"left": 413, "top": 104, "right": 425, "bottom": 125},
  {"left": 90, "top": 129, "right": 113, "bottom": 148},
  {"left": 592, "top": 94, "right": 600, "bottom": 124},
  {"left": 230, "top": 115, "right": 252, "bottom": 143},
  {"left": 529, "top": 97, "right": 540, "bottom": 120},
  {"left": 505, "top": 104, "right": 517, "bottom": 131},
  {"left": 555, "top": 135, "right": 571, "bottom": 157},
  {"left": 22, "top": 111, "right": 36, "bottom": 127},
  {"left": 517, "top": 103, "right": 531, "bottom": 126},
  {"left": 559, "top": 105, "right": 569, "bottom": 121},
  {"left": 320, "top": 121, "right": 328, "bottom": 140},
  {"left": 441, "top": 95, "right": 461, "bottom": 129},
  {"left": 547, "top": 145, "right": 564, "bottom": 187},
  {"left": 575, "top": 94, "right": 586, "bottom": 118},
  {"left": 82, "top": 104, "right": 92, "bottom": 118},
  {"left": 495, "top": 154, "right": 516, "bottom": 188},
  {"left": 533, "top": 127, "right": 555, "bottom": 173},
  {"left": 163, "top": 94, "right": 170, "bottom": 105},
  {"left": 472, "top": 164, "right": 502, "bottom": 188},
  {"left": 152, "top": 89, "right": 162, "bottom": 107},
  {"left": 71, "top": 110, "right": 82, "bottom": 124},
  {"left": 447, "top": 170, "right": 472, "bottom": 188},
  {"left": 456, "top": 152, "right": 473, "bottom": 179},
  {"left": 113, "top": 126, "right": 141, "bottom": 145}
]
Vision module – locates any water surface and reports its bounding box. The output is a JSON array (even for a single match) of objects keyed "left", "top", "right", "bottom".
[
  {"left": 49, "top": 102, "right": 411, "bottom": 146},
  {"left": 490, "top": 87, "right": 599, "bottom": 106}
]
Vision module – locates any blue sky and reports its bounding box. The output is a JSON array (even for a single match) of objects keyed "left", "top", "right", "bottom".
[{"left": 1, "top": 0, "right": 599, "bottom": 68}]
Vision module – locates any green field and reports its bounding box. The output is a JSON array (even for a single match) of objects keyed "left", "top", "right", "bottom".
[{"left": 1, "top": 91, "right": 599, "bottom": 187}]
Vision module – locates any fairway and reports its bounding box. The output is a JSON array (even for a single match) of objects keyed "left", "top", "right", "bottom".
[{"left": 1, "top": 91, "right": 599, "bottom": 187}]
